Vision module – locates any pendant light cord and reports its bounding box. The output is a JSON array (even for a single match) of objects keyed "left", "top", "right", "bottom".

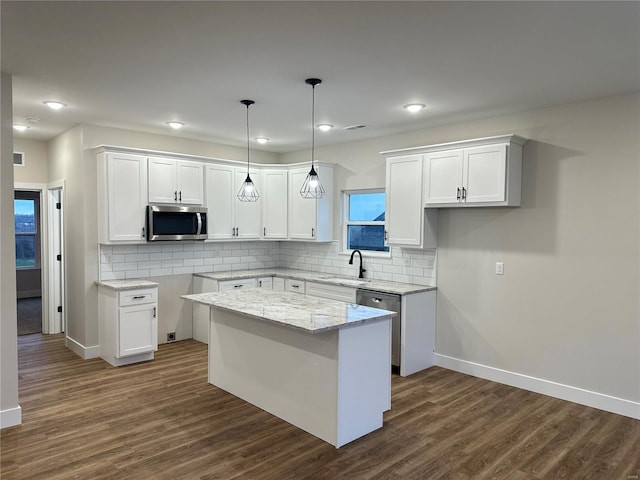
[
  {"left": 245, "top": 103, "right": 250, "bottom": 174},
  {"left": 311, "top": 83, "right": 315, "bottom": 168}
]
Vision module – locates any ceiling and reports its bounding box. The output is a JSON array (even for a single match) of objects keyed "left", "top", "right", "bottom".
[{"left": 2, "top": 1, "right": 639, "bottom": 153}]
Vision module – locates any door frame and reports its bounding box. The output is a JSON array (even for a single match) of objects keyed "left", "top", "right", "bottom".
[
  {"left": 47, "top": 180, "right": 66, "bottom": 334},
  {"left": 14, "top": 181, "right": 66, "bottom": 335}
]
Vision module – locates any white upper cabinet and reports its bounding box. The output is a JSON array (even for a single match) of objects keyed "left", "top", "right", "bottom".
[
  {"left": 288, "top": 163, "right": 334, "bottom": 241},
  {"left": 262, "top": 168, "right": 288, "bottom": 239},
  {"left": 148, "top": 157, "right": 203, "bottom": 205},
  {"left": 421, "top": 135, "right": 526, "bottom": 207},
  {"left": 384, "top": 154, "right": 437, "bottom": 248},
  {"left": 205, "top": 164, "right": 261, "bottom": 240},
  {"left": 97, "top": 151, "right": 148, "bottom": 244}
]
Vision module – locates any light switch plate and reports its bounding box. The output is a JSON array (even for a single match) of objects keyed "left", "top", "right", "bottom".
[{"left": 496, "top": 262, "right": 504, "bottom": 275}]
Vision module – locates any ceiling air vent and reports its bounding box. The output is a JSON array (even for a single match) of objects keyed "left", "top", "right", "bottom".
[
  {"left": 343, "top": 124, "right": 367, "bottom": 131},
  {"left": 13, "top": 152, "right": 24, "bottom": 166}
]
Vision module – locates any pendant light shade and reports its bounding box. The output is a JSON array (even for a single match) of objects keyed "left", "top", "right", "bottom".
[
  {"left": 300, "top": 78, "right": 325, "bottom": 199},
  {"left": 237, "top": 100, "right": 259, "bottom": 202}
]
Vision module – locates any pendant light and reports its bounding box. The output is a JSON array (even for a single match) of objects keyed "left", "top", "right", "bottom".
[
  {"left": 300, "top": 78, "right": 325, "bottom": 199},
  {"left": 237, "top": 99, "right": 259, "bottom": 202}
]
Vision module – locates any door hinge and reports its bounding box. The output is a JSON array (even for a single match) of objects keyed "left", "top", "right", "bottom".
[
  {"left": 56, "top": 254, "right": 62, "bottom": 261},
  {"left": 57, "top": 306, "right": 62, "bottom": 313},
  {"left": 56, "top": 202, "right": 61, "bottom": 210}
]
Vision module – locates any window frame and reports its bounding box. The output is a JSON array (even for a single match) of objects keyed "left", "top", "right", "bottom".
[
  {"left": 14, "top": 193, "right": 41, "bottom": 270},
  {"left": 341, "top": 188, "right": 391, "bottom": 258}
]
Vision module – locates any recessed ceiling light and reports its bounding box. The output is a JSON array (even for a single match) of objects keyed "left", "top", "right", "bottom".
[
  {"left": 43, "top": 101, "right": 66, "bottom": 110},
  {"left": 317, "top": 124, "right": 333, "bottom": 132},
  {"left": 403, "top": 103, "right": 426, "bottom": 113},
  {"left": 167, "top": 121, "right": 185, "bottom": 130},
  {"left": 13, "top": 124, "right": 29, "bottom": 132},
  {"left": 255, "top": 137, "right": 270, "bottom": 144}
]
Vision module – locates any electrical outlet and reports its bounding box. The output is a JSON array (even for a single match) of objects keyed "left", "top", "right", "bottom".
[
  {"left": 495, "top": 262, "right": 504, "bottom": 275},
  {"left": 167, "top": 332, "right": 176, "bottom": 342}
]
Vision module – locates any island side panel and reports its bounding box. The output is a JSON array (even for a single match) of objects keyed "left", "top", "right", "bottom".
[
  {"left": 208, "top": 307, "right": 340, "bottom": 446},
  {"left": 336, "top": 318, "right": 392, "bottom": 448},
  {"left": 401, "top": 290, "right": 436, "bottom": 376}
]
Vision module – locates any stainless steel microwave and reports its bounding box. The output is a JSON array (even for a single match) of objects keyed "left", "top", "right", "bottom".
[{"left": 146, "top": 205, "right": 207, "bottom": 241}]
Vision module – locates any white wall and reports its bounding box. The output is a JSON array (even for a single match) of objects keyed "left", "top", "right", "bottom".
[
  {"left": 13, "top": 138, "right": 48, "bottom": 184},
  {"left": 1, "top": 73, "right": 21, "bottom": 428},
  {"left": 285, "top": 93, "right": 640, "bottom": 415}
]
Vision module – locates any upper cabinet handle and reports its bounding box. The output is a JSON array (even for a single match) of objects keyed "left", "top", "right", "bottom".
[
  {"left": 462, "top": 187, "right": 467, "bottom": 200},
  {"left": 174, "top": 191, "right": 178, "bottom": 201},
  {"left": 457, "top": 187, "right": 461, "bottom": 200},
  {"left": 179, "top": 191, "right": 182, "bottom": 202}
]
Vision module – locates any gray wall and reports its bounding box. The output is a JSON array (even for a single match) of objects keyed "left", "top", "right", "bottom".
[
  {"left": 283, "top": 93, "right": 640, "bottom": 405},
  {"left": 1, "top": 73, "right": 20, "bottom": 426}
]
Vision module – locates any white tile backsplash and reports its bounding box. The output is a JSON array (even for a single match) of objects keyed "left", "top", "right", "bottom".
[{"left": 98, "top": 241, "right": 435, "bottom": 286}]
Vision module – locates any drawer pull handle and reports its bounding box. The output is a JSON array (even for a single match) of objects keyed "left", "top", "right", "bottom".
[
  {"left": 132, "top": 295, "right": 146, "bottom": 299},
  {"left": 234, "top": 285, "right": 243, "bottom": 288}
]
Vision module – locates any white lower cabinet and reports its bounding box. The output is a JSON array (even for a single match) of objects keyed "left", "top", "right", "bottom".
[
  {"left": 272, "top": 277, "right": 285, "bottom": 291},
  {"left": 219, "top": 278, "right": 258, "bottom": 290},
  {"left": 98, "top": 286, "right": 158, "bottom": 366},
  {"left": 257, "top": 277, "right": 273, "bottom": 289},
  {"left": 305, "top": 281, "right": 356, "bottom": 303},
  {"left": 284, "top": 279, "right": 305, "bottom": 294}
]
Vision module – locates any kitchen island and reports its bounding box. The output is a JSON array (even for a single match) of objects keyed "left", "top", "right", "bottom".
[{"left": 181, "top": 289, "right": 396, "bottom": 448}]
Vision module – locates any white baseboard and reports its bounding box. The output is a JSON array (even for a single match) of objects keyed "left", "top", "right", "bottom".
[
  {"left": 66, "top": 336, "right": 100, "bottom": 360},
  {"left": 435, "top": 353, "right": 640, "bottom": 420},
  {"left": 0, "top": 406, "right": 22, "bottom": 429}
]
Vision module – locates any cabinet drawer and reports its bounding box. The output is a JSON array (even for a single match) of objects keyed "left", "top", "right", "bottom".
[
  {"left": 219, "top": 278, "right": 258, "bottom": 291},
  {"left": 285, "top": 279, "right": 305, "bottom": 294},
  {"left": 118, "top": 288, "right": 157, "bottom": 307}
]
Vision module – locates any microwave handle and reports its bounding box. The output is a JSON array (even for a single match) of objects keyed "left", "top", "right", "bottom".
[{"left": 196, "top": 212, "right": 203, "bottom": 235}]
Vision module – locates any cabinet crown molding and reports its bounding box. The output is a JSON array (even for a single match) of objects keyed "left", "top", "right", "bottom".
[{"left": 380, "top": 134, "right": 528, "bottom": 157}]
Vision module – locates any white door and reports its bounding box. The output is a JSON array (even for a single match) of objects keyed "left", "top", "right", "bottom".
[
  {"left": 385, "top": 155, "right": 423, "bottom": 246},
  {"left": 205, "top": 164, "right": 234, "bottom": 239},
  {"left": 176, "top": 160, "right": 203, "bottom": 205},
  {"left": 48, "top": 186, "right": 64, "bottom": 334},
  {"left": 108, "top": 153, "right": 148, "bottom": 241},
  {"left": 289, "top": 168, "right": 317, "bottom": 239},
  {"left": 148, "top": 157, "right": 177, "bottom": 203},
  {"left": 234, "top": 168, "right": 261, "bottom": 239},
  {"left": 424, "top": 149, "right": 464, "bottom": 205},
  {"left": 262, "top": 169, "right": 288, "bottom": 239},
  {"left": 118, "top": 304, "right": 157, "bottom": 357},
  {"left": 463, "top": 144, "right": 507, "bottom": 204}
]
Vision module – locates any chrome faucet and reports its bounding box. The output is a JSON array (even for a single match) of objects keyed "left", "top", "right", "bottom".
[{"left": 349, "top": 250, "right": 366, "bottom": 279}]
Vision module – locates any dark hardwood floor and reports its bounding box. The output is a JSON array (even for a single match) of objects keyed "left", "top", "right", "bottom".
[{"left": 1, "top": 334, "right": 639, "bottom": 479}]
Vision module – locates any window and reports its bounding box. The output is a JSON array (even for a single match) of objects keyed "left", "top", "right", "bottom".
[
  {"left": 15, "top": 193, "right": 40, "bottom": 268},
  {"left": 343, "top": 190, "right": 389, "bottom": 253}
]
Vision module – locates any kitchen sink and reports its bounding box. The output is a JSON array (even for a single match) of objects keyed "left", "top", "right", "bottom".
[{"left": 321, "top": 277, "right": 370, "bottom": 287}]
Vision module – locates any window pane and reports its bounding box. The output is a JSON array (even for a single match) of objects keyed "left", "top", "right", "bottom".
[
  {"left": 349, "top": 193, "right": 385, "bottom": 221},
  {"left": 15, "top": 199, "right": 36, "bottom": 233},
  {"left": 347, "top": 225, "right": 389, "bottom": 252},
  {"left": 16, "top": 236, "right": 36, "bottom": 267}
]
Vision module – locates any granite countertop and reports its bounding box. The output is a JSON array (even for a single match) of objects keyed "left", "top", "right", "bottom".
[
  {"left": 194, "top": 268, "right": 435, "bottom": 296},
  {"left": 182, "top": 289, "right": 396, "bottom": 333},
  {"left": 95, "top": 279, "right": 159, "bottom": 291}
]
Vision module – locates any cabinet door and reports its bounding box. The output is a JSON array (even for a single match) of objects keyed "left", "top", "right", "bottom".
[
  {"left": 107, "top": 153, "right": 148, "bottom": 242},
  {"left": 118, "top": 303, "right": 157, "bottom": 357},
  {"left": 205, "top": 164, "right": 235, "bottom": 239},
  {"left": 148, "top": 157, "right": 178, "bottom": 203},
  {"left": 463, "top": 144, "right": 507, "bottom": 204},
  {"left": 272, "top": 277, "right": 285, "bottom": 291},
  {"left": 219, "top": 279, "right": 258, "bottom": 290},
  {"left": 385, "top": 155, "right": 424, "bottom": 246},
  {"left": 289, "top": 168, "right": 317, "bottom": 239},
  {"left": 257, "top": 277, "right": 273, "bottom": 289},
  {"left": 234, "top": 168, "right": 261, "bottom": 239},
  {"left": 424, "top": 149, "right": 464, "bottom": 206},
  {"left": 262, "top": 169, "right": 288, "bottom": 239},
  {"left": 176, "top": 160, "right": 204, "bottom": 205}
]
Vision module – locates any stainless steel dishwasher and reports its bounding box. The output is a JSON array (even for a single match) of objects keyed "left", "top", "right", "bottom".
[{"left": 356, "top": 289, "right": 401, "bottom": 372}]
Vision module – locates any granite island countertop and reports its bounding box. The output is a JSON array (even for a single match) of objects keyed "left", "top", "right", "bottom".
[
  {"left": 95, "top": 279, "right": 159, "bottom": 291},
  {"left": 182, "top": 289, "right": 396, "bottom": 333},
  {"left": 194, "top": 268, "right": 435, "bottom": 296}
]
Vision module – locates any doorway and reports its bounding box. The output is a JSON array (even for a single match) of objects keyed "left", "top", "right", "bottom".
[
  {"left": 15, "top": 190, "right": 42, "bottom": 335},
  {"left": 14, "top": 182, "right": 66, "bottom": 336}
]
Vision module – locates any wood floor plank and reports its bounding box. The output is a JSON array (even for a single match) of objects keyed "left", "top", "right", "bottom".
[{"left": 1, "top": 333, "right": 639, "bottom": 480}]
